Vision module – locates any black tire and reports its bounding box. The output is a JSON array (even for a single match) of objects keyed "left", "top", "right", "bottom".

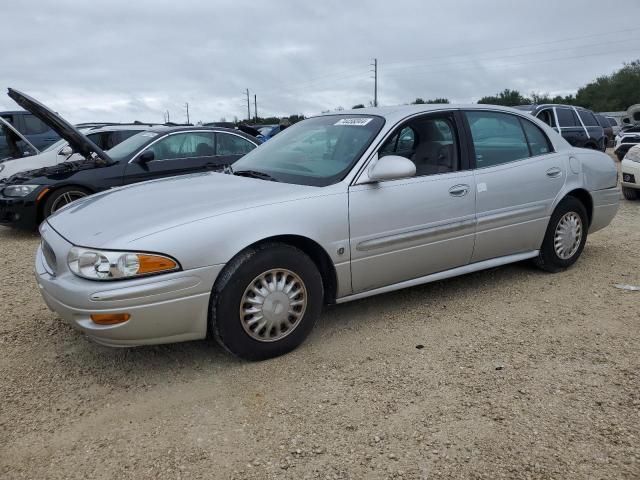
[
  {"left": 622, "top": 186, "right": 638, "bottom": 201},
  {"left": 210, "top": 243, "right": 323, "bottom": 361},
  {"left": 534, "top": 196, "right": 588, "bottom": 273},
  {"left": 42, "top": 186, "right": 91, "bottom": 219}
]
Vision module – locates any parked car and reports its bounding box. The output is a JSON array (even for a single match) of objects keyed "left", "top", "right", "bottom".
[
  {"left": 614, "top": 125, "right": 640, "bottom": 160},
  {"left": 621, "top": 144, "right": 640, "bottom": 200},
  {"left": 0, "top": 116, "right": 39, "bottom": 161},
  {"left": 595, "top": 114, "right": 614, "bottom": 148},
  {"left": 0, "top": 110, "right": 59, "bottom": 151},
  {"left": 524, "top": 104, "right": 606, "bottom": 151},
  {"left": 0, "top": 89, "right": 260, "bottom": 230},
  {"left": 604, "top": 116, "right": 622, "bottom": 136},
  {"left": 0, "top": 124, "right": 150, "bottom": 181},
  {"left": 34, "top": 100, "right": 619, "bottom": 360}
]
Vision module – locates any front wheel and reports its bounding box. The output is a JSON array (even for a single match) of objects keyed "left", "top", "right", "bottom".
[
  {"left": 210, "top": 243, "right": 323, "bottom": 360},
  {"left": 622, "top": 186, "right": 638, "bottom": 200},
  {"left": 42, "top": 186, "right": 90, "bottom": 219},
  {"left": 534, "top": 197, "right": 588, "bottom": 273}
]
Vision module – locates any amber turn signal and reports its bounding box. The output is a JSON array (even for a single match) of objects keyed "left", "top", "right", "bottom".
[
  {"left": 137, "top": 254, "right": 178, "bottom": 275},
  {"left": 90, "top": 313, "right": 131, "bottom": 325}
]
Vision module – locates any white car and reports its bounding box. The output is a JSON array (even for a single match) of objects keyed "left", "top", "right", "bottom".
[
  {"left": 621, "top": 144, "right": 640, "bottom": 200},
  {"left": 614, "top": 125, "right": 640, "bottom": 160},
  {"left": 0, "top": 125, "right": 151, "bottom": 181}
]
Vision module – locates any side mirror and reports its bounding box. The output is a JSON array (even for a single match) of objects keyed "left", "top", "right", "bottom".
[
  {"left": 59, "top": 145, "right": 73, "bottom": 156},
  {"left": 367, "top": 155, "right": 416, "bottom": 182},
  {"left": 138, "top": 150, "right": 155, "bottom": 163}
]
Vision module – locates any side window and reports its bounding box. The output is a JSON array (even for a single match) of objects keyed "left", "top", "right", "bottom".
[
  {"left": 22, "top": 115, "right": 50, "bottom": 135},
  {"left": 115, "top": 129, "right": 142, "bottom": 144},
  {"left": 147, "top": 132, "right": 216, "bottom": 160},
  {"left": 520, "top": 119, "right": 552, "bottom": 156},
  {"left": 577, "top": 110, "right": 599, "bottom": 127},
  {"left": 379, "top": 115, "right": 459, "bottom": 176},
  {"left": 556, "top": 108, "right": 579, "bottom": 128},
  {"left": 535, "top": 109, "right": 556, "bottom": 128},
  {"left": 216, "top": 133, "right": 256, "bottom": 155},
  {"left": 380, "top": 127, "right": 417, "bottom": 157},
  {"left": 465, "top": 111, "right": 529, "bottom": 167}
]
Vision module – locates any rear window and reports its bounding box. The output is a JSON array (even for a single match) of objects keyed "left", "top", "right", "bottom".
[
  {"left": 607, "top": 118, "right": 617, "bottom": 127},
  {"left": 556, "top": 108, "right": 579, "bottom": 128},
  {"left": 22, "top": 115, "right": 51, "bottom": 135},
  {"left": 577, "top": 110, "right": 599, "bottom": 127}
]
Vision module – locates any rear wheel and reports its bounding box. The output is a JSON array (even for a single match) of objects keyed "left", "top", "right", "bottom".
[
  {"left": 622, "top": 186, "right": 638, "bottom": 200},
  {"left": 534, "top": 196, "right": 588, "bottom": 273},
  {"left": 42, "top": 186, "right": 90, "bottom": 219},
  {"left": 210, "top": 243, "right": 323, "bottom": 360}
]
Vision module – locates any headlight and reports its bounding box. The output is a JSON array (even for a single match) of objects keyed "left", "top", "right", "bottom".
[
  {"left": 2, "top": 184, "right": 39, "bottom": 197},
  {"left": 67, "top": 247, "right": 180, "bottom": 280},
  {"left": 625, "top": 147, "right": 640, "bottom": 163}
]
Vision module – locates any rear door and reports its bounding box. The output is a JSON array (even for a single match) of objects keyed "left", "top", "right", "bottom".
[
  {"left": 555, "top": 107, "right": 587, "bottom": 147},
  {"left": 349, "top": 111, "right": 476, "bottom": 293},
  {"left": 123, "top": 130, "right": 219, "bottom": 184},
  {"left": 466, "top": 110, "right": 566, "bottom": 262},
  {"left": 215, "top": 131, "right": 258, "bottom": 168}
]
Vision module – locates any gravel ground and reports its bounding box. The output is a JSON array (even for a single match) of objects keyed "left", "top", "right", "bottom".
[{"left": 1, "top": 157, "right": 639, "bottom": 479}]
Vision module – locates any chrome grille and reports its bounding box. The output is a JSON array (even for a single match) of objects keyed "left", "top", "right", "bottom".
[{"left": 41, "top": 240, "right": 57, "bottom": 275}]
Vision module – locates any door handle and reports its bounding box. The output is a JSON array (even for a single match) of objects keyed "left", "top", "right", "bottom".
[
  {"left": 448, "top": 184, "right": 470, "bottom": 197},
  {"left": 546, "top": 167, "right": 562, "bottom": 178}
]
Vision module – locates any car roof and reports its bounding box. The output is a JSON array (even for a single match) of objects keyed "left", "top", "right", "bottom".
[
  {"left": 317, "top": 104, "right": 551, "bottom": 125},
  {"left": 86, "top": 124, "right": 154, "bottom": 133},
  {"left": 145, "top": 125, "right": 254, "bottom": 135}
]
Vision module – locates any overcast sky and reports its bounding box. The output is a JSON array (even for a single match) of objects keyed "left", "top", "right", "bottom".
[{"left": 1, "top": 0, "right": 639, "bottom": 124}]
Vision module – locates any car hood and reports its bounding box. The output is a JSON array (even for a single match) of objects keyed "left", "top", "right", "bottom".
[
  {"left": 2, "top": 154, "right": 113, "bottom": 185},
  {"left": 0, "top": 149, "right": 61, "bottom": 180},
  {"left": 7, "top": 88, "right": 112, "bottom": 163},
  {"left": 47, "top": 172, "right": 324, "bottom": 248}
]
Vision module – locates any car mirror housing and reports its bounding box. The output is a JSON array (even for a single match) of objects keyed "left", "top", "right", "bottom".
[
  {"left": 59, "top": 145, "right": 73, "bottom": 156},
  {"left": 138, "top": 150, "right": 155, "bottom": 163},
  {"left": 366, "top": 155, "right": 416, "bottom": 182}
]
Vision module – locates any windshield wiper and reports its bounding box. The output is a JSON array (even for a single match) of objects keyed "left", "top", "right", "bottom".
[{"left": 233, "top": 169, "right": 279, "bottom": 182}]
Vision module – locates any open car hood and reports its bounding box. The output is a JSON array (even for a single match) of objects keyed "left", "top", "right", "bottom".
[
  {"left": 0, "top": 116, "right": 39, "bottom": 162},
  {"left": 7, "top": 88, "right": 112, "bottom": 163}
]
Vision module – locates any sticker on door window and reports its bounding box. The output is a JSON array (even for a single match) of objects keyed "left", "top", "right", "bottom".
[{"left": 334, "top": 118, "right": 373, "bottom": 126}]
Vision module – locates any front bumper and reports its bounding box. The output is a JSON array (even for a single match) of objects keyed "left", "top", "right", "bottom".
[
  {"left": 0, "top": 194, "right": 40, "bottom": 230},
  {"left": 621, "top": 159, "right": 640, "bottom": 190},
  {"left": 35, "top": 222, "right": 224, "bottom": 347}
]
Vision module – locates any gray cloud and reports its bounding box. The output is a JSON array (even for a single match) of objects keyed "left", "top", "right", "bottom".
[{"left": 1, "top": 0, "right": 638, "bottom": 123}]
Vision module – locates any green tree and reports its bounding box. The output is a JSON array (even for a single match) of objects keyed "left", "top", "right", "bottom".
[
  {"left": 351, "top": 104, "right": 365, "bottom": 109},
  {"left": 478, "top": 89, "right": 531, "bottom": 106},
  {"left": 574, "top": 60, "right": 640, "bottom": 111}
]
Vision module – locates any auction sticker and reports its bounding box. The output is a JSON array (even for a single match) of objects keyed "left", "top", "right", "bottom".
[{"left": 334, "top": 118, "right": 373, "bottom": 126}]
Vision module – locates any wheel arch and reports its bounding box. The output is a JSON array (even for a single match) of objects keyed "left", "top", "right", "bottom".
[
  {"left": 37, "top": 184, "right": 95, "bottom": 222},
  {"left": 563, "top": 188, "right": 593, "bottom": 226},
  {"left": 215, "top": 234, "right": 339, "bottom": 305}
]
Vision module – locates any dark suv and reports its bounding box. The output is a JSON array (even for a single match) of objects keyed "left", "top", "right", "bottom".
[
  {"left": 518, "top": 104, "right": 606, "bottom": 151},
  {"left": 0, "top": 110, "right": 59, "bottom": 151}
]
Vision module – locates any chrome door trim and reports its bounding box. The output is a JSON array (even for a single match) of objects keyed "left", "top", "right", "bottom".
[
  {"left": 336, "top": 250, "right": 539, "bottom": 303},
  {"left": 355, "top": 216, "right": 476, "bottom": 252}
]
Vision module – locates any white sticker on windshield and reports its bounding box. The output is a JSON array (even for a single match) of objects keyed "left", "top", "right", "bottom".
[
  {"left": 334, "top": 118, "right": 373, "bottom": 126},
  {"left": 141, "top": 132, "right": 158, "bottom": 137}
]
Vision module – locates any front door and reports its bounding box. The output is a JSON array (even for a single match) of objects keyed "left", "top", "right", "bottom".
[
  {"left": 465, "top": 110, "right": 566, "bottom": 262},
  {"left": 124, "top": 131, "right": 220, "bottom": 184},
  {"left": 349, "top": 112, "right": 476, "bottom": 293}
]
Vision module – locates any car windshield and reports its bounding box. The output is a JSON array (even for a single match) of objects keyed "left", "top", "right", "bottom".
[
  {"left": 231, "top": 115, "right": 385, "bottom": 186},
  {"left": 106, "top": 131, "right": 160, "bottom": 161}
]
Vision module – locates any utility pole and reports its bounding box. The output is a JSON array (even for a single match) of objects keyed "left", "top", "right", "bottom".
[
  {"left": 164, "top": 110, "right": 170, "bottom": 123},
  {"left": 254, "top": 94, "right": 258, "bottom": 123},
  {"left": 245, "top": 88, "right": 251, "bottom": 122},
  {"left": 370, "top": 58, "right": 378, "bottom": 107},
  {"left": 184, "top": 102, "right": 190, "bottom": 124}
]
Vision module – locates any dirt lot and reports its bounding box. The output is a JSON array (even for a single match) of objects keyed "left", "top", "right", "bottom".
[{"left": 1, "top": 161, "right": 639, "bottom": 479}]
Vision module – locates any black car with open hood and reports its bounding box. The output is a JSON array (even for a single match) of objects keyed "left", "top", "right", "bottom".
[{"left": 0, "top": 89, "right": 261, "bottom": 230}]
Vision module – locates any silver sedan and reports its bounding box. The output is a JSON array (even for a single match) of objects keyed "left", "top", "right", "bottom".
[{"left": 36, "top": 105, "right": 620, "bottom": 360}]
